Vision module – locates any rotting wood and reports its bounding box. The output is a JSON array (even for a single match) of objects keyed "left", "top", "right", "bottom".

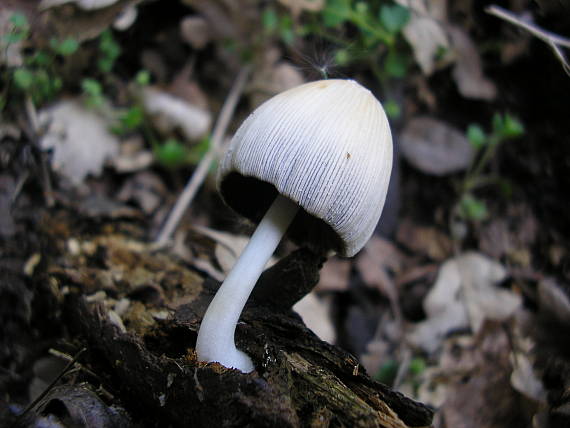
[{"left": 45, "top": 215, "right": 433, "bottom": 427}]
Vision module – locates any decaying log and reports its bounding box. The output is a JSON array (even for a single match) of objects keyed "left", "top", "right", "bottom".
[{"left": 44, "top": 214, "right": 433, "bottom": 427}]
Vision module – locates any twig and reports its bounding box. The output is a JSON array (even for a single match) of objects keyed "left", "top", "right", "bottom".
[
  {"left": 155, "top": 66, "right": 251, "bottom": 246},
  {"left": 393, "top": 347, "right": 411, "bottom": 389},
  {"left": 14, "top": 348, "right": 86, "bottom": 424},
  {"left": 486, "top": 5, "right": 570, "bottom": 76}
]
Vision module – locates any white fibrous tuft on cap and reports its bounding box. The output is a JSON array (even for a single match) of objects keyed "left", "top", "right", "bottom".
[{"left": 218, "top": 79, "right": 393, "bottom": 257}]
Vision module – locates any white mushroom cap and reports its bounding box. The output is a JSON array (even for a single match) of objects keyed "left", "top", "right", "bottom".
[{"left": 218, "top": 79, "right": 393, "bottom": 257}]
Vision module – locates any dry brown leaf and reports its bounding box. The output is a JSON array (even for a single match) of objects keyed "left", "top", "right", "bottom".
[
  {"left": 538, "top": 278, "right": 570, "bottom": 325},
  {"left": 191, "top": 225, "right": 278, "bottom": 274},
  {"left": 40, "top": 0, "right": 120, "bottom": 10},
  {"left": 77, "top": 194, "right": 141, "bottom": 219},
  {"left": 113, "top": 4, "right": 137, "bottom": 30},
  {"left": 278, "top": 0, "right": 325, "bottom": 16},
  {"left": 0, "top": 9, "right": 24, "bottom": 67},
  {"left": 511, "top": 348, "right": 546, "bottom": 403},
  {"left": 39, "top": 100, "right": 120, "bottom": 186},
  {"left": 315, "top": 256, "right": 351, "bottom": 291},
  {"left": 117, "top": 171, "right": 167, "bottom": 214},
  {"left": 250, "top": 49, "right": 305, "bottom": 107},
  {"left": 478, "top": 218, "right": 512, "bottom": 259},
  {"left": 399, "top": 116, "right": 474, "bottom": 176},
  {"left": 0, "top": 122, "right": 21, "bottom": 140},
  {"left": 142, "top": 87, "right": 211, "bottom": 141},
  {"left": 410, "top": 75, "right": 437, "bottom": 110},
  {"left": 396, "top": 0, "right": 451, "bottom": 75},
  {"left": 180, "top": 15, "right": 211, "bottom": 50},
  {"left": 479, "top": 204, "right": 538, "bottom": 263},
  {"left": 293, "top": 293, "right": 335, "bottom": 344},
  {"left": 356, "top": 236, "right": 403, "bottom": 303},
  {"left": 181, "top": 0, "right": 259, "bottom": 45},
  {"left": 167, "top": 63, "right": 210, "bottom": 110},
  {"left": 40, "top": 0, "right": 140, "bottom": 41},
  {"left": 448, "top": 25, "right": 497, "bottom": 100},
  {"left": 437, "top": 324, "right": 524, "bottom": 428},
  {"left": 112, "top": 136, "right": 154, "bottom": 173},
  {"left": 141, "top": 49, "right": 168, "bottom": 83},
  {"left": 396, "top": 218, "right": 452, "bottom": 261},
  {"left": 408, "top": 253, "right": 520, "bottom": 353}
]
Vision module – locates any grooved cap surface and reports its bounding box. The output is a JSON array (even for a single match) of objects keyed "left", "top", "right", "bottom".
[{"left": 218, "top": 79, "right": 393, "bottom": 257}]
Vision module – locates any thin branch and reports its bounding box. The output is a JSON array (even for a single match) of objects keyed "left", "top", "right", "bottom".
[
  {"left": 14, "top": 348, "right": 86, "bottom": 423},
  {"left": 486, "top": 5, "right": 570, "bottom": 76},
  {"left": 155, "top": 66, "right": 251, "bottom": 246}
]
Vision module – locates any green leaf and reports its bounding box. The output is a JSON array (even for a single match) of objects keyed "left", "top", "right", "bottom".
[
  {"left": 384, "top": 99, "right": 401, "bottom": 119},
  {"left": 262, "top": 8, "right": 278, "bottom": 32},
  {"left": 155, "top": 139, "right": 188, "bottom": 168},
  {"left": 492, "top": 113, "right": 503, "bottom": 137},
  {"left": 3, "top": 32, "right": 26, "bottom": 44},
  {"left": 187, "top": 136, "right": 211, "bottom": 165},
  {"left": 466, "top": 124, "right": 487, "bottom": 149},
  {"left": 98, "top": 58, "right": 113, "bottom": 73},
  {"left": 9, "top": 12, "right": 28, "bottom": 29},
  {"left": 13, "top": 68, "right": 34, "bottom": 90},
  {"left": 492, "top": 113, "right": 524, "bottom": 141},
  {"left": 135, "top": 70, "right": 151, "bottom": 86},
  {"left": 334, "top": 48, "right": 350, "bottom": 66},
  {"left": 82, "top": 78, "right": 102, "bottom": 96},
  {"left": 385, "top": 49, "right": 407, "bottom": 78},
  {"left": 459, "top": 194, "right": 488, "bottom": 221},
  {"left": 52, "top": 76, "right": 62, "bottom": 92},
  {"left": 379, "top": 4, "right": 410, "bottom": 34},
  {"left": 120, "top": 106, "right": 144, "bottom": 130},
  {"left": 27, "top": 51, "right": 50, "bottom": 66},
  {"left": 51, "top": 37, "right": 79, "bottom": 56},
  {"left": 409, "top": 357, "right": 426, "bottom": 376},
  {"left": 98, "top": 30, "right": 121, "bottom": 72},
  {"left": 501, "top": 114, "right": 524, "bottom": 139},
  {"left": 374, "top": 359, "right": 398, "bottom": 385},
  {"left": 354, "top": 2, "right": 368, "bottom": 15},
  {"left": 323, "top": 0, "right": 352, "bottom": 27},
  {"left": 279, "top": 14, "right": 295, "bottom": 45},
  {"left": 34, "top": 69, "right": 54, "bottom": 100}
]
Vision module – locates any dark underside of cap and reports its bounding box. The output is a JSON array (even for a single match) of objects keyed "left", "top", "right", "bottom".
[{"left": 220, "top": 172, "right": 345, "bottom": 256}]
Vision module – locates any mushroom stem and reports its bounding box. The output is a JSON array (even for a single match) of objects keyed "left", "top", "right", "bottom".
[{"left": 196, "top": 194, "right": 299, "bottom": 372}]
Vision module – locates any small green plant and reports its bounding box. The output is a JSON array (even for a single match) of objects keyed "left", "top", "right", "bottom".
[
  {"left": 262, "top": 7, "right": 295, "bottom": 45},
  {"left": 317, "top": 1, "right": 410, "bottom": 118},
  {"left": 260, "top": 1, "right": 411, "bottom": 118},
  {"left": 97, "top": 29, "right": 121, "bottom": 73},
  {"left": 153, "top": 136, "right": 212, "bottom": 170},
  {"left": 455, "top": 113, "right": 525, "bottom": 223},
  {"left": 155, "top": 138, "right": 189, "bottom": 169},
  {"left": 1, "top": 12, "right": 80, "bottom": 107},
  {"left": 81, "top": 78, "right": 105, "bottom": 109},
  {"left": 317, "top": 1, "right": 410, "bottom": 66},
  {"left": 109, "top": 70, "right": 151, "bottom": 136},
  {"left": 3, "top": 12, "right": 29, "bottom": 44},
  {"left": 113, "top": 105, "right": 145, "bottom": 133},
  {"left": 374, "top": 356, "right": 426, "bottom": 392},
  {"left": 374, "top": 358, "right": 398, "bottom": 385}
]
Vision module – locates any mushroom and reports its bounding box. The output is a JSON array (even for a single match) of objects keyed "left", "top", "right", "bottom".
[{"left": 195, "top": 79, "right": 393, "bottom": 372}]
